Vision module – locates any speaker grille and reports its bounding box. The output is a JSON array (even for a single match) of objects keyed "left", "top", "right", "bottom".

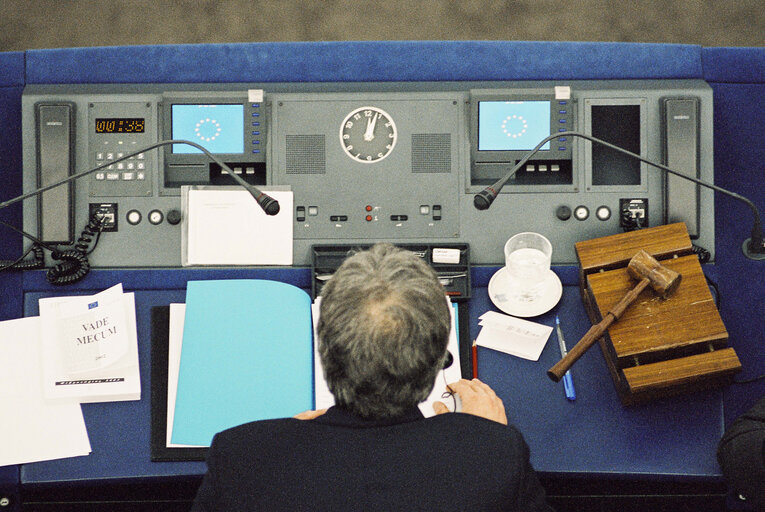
[
  {"left": 411, "top": 133, "right": 451, "bottom": 173},
  {"left": 286, "top": 135, "right": 326, "bottom": 174}
]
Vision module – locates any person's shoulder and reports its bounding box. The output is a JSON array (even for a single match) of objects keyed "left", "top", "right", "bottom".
[
  {"left": 426, "top": 412, "right": 528, "bottom": 445},
  {"left": 213, "top": 417, "right": 303, "bottom": 445},
  {"left": 428, "top": 410, "right": 521, "bottom": 429}
]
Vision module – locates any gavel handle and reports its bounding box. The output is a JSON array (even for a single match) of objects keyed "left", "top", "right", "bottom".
[{"left": 547, "top": 277, "right": 650, "bottom": 382}]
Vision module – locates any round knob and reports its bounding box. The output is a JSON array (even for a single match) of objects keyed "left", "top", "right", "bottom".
[
  {"left": 126, "top": 209, "right": 142, "bottom": 225},
  {"left": 166, "top": 209, "right": 182, "bottom": 225},
  {"left": 596, "top": 205, "right": 612, "bottom": 221},
  {"left": 574, "top": 205, "right": 590, "bottom": 221},
  {"left": 148, "top": 209, "right": 164, "bottom": 225},
  {"left": 556, "top": 205, "right": 572, "bottom": 221}
]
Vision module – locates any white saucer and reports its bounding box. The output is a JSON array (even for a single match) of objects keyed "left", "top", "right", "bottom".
[{"left": 488, "top": 267, "right": 563, "bottom": 317}]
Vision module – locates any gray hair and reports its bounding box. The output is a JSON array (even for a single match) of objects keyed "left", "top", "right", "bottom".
[{"left": 317, "top": 243, "right": 451, "bottom": 419}]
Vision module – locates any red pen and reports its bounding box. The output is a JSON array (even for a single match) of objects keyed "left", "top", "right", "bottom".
[{"left": 472, "top": 340, "right": 478, "bottom": 379}]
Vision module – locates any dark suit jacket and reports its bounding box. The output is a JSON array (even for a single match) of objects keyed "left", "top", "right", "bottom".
[
  {"left": 191, "top": 406, "right": 553, "bottom": 511},
  {"left": 718, "top": 396, "right": 765, "bottom": 509}
]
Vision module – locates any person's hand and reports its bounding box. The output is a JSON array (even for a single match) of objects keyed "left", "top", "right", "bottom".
[
  {"left": 293, "top": 408, "right": 327, "bottom": 420},
  {"left": 433, "top": 378, "right": 508, "bottom": 425}
]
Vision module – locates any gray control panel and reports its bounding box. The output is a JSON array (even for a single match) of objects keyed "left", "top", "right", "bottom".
[{"left": 21, "top": 80, "right": 715, "bottom": 267}]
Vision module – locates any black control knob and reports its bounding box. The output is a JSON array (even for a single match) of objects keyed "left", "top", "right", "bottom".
[
  {"left": 166, "top": 209, "right": 182, "bottom": 225},
  {"left": 556, "top": 205, "right": 572, "bottom": 221}
]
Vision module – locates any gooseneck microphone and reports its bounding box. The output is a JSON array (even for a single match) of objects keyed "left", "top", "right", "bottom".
[
  {"left": 175, "top": 140, "right": 280, "bottom": 215},
  {"left": 0, "top": 139, "right": 280, "bottom": 216},
  {"left": 0, "top": 139, "right": 281, "bottom": 284},
  {"left": 473, "top": 131, "right": 765, "bottom": 261}
]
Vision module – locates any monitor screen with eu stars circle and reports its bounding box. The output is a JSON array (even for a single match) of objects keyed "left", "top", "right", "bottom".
[
  {"left": 171, "top": 104, "right": 244, "bottom": 154},
  {"left": 478, "top": 101, "right": 551, "bottom": 151}
]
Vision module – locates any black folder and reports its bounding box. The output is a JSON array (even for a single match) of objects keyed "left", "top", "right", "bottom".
[{"left": 150, "top": 306, "right": 207, "bottom": 462}]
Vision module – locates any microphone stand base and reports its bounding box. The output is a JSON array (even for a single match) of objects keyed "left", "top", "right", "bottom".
[{"left": 743, "top": 238, "right": 765, "bottom": 260}]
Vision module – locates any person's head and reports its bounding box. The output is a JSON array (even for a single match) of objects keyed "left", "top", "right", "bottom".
[{"left": 317, "top": 243, "right": 451, "bottom": 419}]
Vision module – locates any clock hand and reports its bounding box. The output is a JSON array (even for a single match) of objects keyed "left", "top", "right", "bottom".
[{"left": 364, "top": 113, "right": 379, "bottom": 141}]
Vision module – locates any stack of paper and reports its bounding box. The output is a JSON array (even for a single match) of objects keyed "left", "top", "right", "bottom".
[
  {"left": 476, "top": 311, "right": 553, "bottom": 361},
  {"left": 0, "top": 283, "right": 139, "bottom": 467},
  {"left": 38, "top": 283, "right": 141, "bottom": 403},
  {"left": 182, "top": 187, "right": 294, "bottom": 266},
  {"left": 0, "top": 316, "right": 91, "bottom": 467}
]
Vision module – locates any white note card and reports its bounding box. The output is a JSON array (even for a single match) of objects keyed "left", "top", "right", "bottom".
[
  {"left": 476, "top": 310, "right": 553, "bottom": 361},
  {"left": 183, "top": 187, "right": 293, "bottom": 266}
]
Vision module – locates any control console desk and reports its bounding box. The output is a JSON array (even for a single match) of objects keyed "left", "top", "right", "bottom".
[{"left": 1, "top": 42, "right": 764, "bottom": 510}]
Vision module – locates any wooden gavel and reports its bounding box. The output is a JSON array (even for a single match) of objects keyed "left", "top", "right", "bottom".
[{"left": 547, "top": 249, "right": 682, "bottom": 382}]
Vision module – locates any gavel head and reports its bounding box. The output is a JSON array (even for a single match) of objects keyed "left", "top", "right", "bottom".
[{"left": 627, "top": 249, "right": 682, "bottom": 298}]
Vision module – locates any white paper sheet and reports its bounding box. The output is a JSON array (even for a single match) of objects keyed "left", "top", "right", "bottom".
[
  {"left": 183, "top": 187, "right": 293, "bottom": 266},
  {"left": 476, "top": 310, "right": 553, "bottom": 361},
  {"left": 167, "top": 303, "right": 205, "bottom": 448},
  {"left": 0, "top": 316, "right": 91, "bottom": 467},
  {"left": 418, "top": 301, "right": 462, "bottom": 417},
  {"left": 311, "top": 298, "right": 336, "bottom": 411}
]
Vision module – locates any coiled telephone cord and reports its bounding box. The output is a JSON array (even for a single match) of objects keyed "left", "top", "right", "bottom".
[{"left": 46, "top": 213, "right": 105, "bottom": 285}]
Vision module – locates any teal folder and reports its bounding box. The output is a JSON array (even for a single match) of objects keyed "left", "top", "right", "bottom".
[{"left": 171, "top": 279, "right": 314, "bottom": 447}]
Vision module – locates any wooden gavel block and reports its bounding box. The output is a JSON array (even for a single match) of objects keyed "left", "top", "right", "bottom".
[
  {"left": 554, "top": 223, "right": 740, "bottom": 405},
  {"left": 548, "top": 249, "right": 680, "bottom": 382}
]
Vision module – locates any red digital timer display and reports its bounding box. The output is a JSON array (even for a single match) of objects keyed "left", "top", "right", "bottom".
[{"left": 95, "top": 118, "right": 145, "bottom": 133}]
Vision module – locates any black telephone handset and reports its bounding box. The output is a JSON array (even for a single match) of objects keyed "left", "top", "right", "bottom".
[
  {"left": 32, "top": 102, "right": 104, "bottom": 284},
  {"left": 35, "top": 102, "right": 76, "bottom": 245}
]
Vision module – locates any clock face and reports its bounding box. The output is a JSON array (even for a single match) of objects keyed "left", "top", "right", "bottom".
[{"left": 339, "top": 106, "right": 397, "bottom": 163}]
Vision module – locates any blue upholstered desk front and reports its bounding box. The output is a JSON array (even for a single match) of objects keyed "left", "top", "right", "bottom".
[{"left": 1, "top": 42, "right": 764, "bottom": 506}]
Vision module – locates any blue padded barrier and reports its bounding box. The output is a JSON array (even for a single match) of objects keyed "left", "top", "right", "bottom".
[
  {"left": 0, "top": 51, "right": 24, "bottom": 87},
  {"left": 25, "top": 41, "right": 703, "bottom": 84},
  {"left": 0, "top": 87, "right": 25, "bottom": 260},
  {"left": 703, "top": 47, "right": 765, "bottom": 84},
  {"left": 0, "top": 45, "right": 24, "bottom": 512},
  {"left": 702, "top": 47, "right": 765, "bottom": 427},
  {"left": 0, "top": 52, "right": 27, "bottom": 328}
]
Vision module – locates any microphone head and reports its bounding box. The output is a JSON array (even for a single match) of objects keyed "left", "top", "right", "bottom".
[
  {"left": 473, "top": 189, "right": 496, "bottom": 210},
  {"left": 261, "top": 197, "right": 281, "bottom": 216}
]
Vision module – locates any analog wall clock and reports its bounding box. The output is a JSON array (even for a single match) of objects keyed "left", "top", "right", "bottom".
[{"left": 339, "top": 106, "right": 397, "bottom": 163}]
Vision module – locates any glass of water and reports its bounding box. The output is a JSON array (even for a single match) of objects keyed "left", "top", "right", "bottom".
[{"left": 504, "top": 232, "right": 552, "bottom": 302}]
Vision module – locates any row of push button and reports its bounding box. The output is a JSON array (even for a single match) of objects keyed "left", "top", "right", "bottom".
[
  {"left": 296, "top": 205, "right": 443, "bottom": 223},
  {"left": 525, "top": 164, "right": 560, "bottom": 172},
  {"left": 556, "top": 100, "right": 569, "bottom": 151},
  {"left": 96, "top": 151, "right": 145, "bottom": 161},
  {"left": 556, "top": 205, "right": 611, "bottom": 221},
  {"left": 251, "top": 103, "right": 261, "bottom": 154},
  {"left": 95, "top": 171, "right": 146, "bottom": 181},
  {"left": 97, "top": 160, "right": 146, "bottom": 170}
]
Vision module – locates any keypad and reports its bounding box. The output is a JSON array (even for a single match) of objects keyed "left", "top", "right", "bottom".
[{"left": 94, "top": 147, "right": 147, "bottom": 181}]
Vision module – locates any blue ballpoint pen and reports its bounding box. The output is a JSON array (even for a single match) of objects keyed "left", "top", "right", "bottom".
[{"left": 555, "top": 315, "right": 576, "bottom": 401}]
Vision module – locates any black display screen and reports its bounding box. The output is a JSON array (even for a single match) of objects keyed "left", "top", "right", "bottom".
[{"left": 95, "top": 118, "right": 145, "bottom": 133}]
